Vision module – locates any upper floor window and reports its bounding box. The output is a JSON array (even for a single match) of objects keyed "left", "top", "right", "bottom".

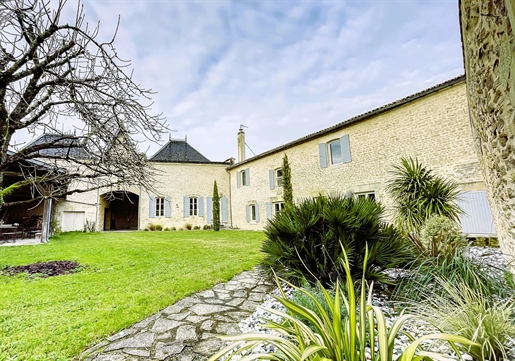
[
  {"left": 237, "top": 168, "right": 250, "bottom": 188},
  {"left": 189, "top": 197, "right": 198, "bottom": 216},
  {"left": 318, "top": 135, "right": 351, "bottom": 168},
  {"left": 156, "top": 197, "right": 165, "bottom": 217},
  {"left": 275, "top": 168, "right": 283, "bottom": 187}
]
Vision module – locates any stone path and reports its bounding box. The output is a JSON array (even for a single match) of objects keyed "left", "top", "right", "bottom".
[{"left": 80, "top": 267, "right": 274, "bottom": 361}]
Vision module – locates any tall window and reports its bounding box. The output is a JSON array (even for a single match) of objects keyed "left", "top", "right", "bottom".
[
  {"left": 241, "top": 169, "right": 248, "bottom": 186},
  {"left": 274, "top": 202, "right": 284, "bottom": 215},
  {"left": 356, "top": 192, "right": 376, "bottom": 201},
  {"left": 329, "top": 139, "right": 343, "bottom": 165},
  {"left": 189, "top": 197, "right": 198, "bottom": 216},
  {"left": 250, "top": 204, "right": 257, "bottom": 221},
  {"left": 156, "top": 197, "right": 165, "bottom": 217},
  {"left": 275, "top": 168, "right": 283, "bottom": 187}
]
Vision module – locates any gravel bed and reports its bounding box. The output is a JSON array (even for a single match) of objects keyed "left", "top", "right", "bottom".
[{"left": 229, "top": 247, "right": 515, "bottom": 360}]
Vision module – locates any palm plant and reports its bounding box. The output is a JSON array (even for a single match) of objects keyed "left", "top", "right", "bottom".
[
  {"left": 387, "top": 157, "right": 462, "bottom": 235},
  {"left": 209, "top": 247, "right": 477, "bottom": 361},
  {"left": 261, "top": 194, "right": 414, "bottom": 286},
  {"left": 413, "top": 278, "right": 515, "bottom": 361}
]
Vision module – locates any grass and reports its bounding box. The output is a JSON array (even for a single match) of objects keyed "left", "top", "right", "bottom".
[{"left": 0, "top": 230, "right": 265, "bottom": 361}]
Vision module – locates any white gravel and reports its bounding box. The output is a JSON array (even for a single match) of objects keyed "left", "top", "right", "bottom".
[{"left": 232, "top": 247, "right": 515, "bottom": 361}]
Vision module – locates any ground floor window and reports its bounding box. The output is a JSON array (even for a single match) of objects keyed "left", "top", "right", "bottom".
[
  {"left": 356, "top": 192, "right": 376, "bottom": 201},
  {"left": 189, "top": 197, "right": 198, "bottom": 216},
  {"left": 274, "top": 202, "right": 284, "bottom": 215},
  {"left": 249, "top": 204, "right": 257, "bottom": 221},
  {"left": 156, "top": 197, "right": 165, "bottom": 217}
]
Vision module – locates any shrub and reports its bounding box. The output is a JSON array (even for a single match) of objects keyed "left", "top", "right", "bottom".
[
  {"left": 185, "top": 223, "right": 192, "bottom": 230},
  {"left": 155, "top": 224, "right": 163, "bottom": 231},
  {"left": 213, "top": 180, "right": 221, "bottom": 231},
  {"left": 413, "top": 215, "right": 466, "bottom": 258},
  {"left": 147, "top": 223, "right": 156, "bottom": 231},
  {"left": 163, "top": 227, "right": 170, "bottom": 231},
  {"left": 203, "top": 224, "right": 211, "bottom": 230},
  {"left": 171, "top": 227, "right": 177, "bottom": 231},
  {"left": 210, "top": 247, "right": 477, "bottom": 361},
  {"left": 394, "top": 251, "right": 509, "bottom": 301},
  {"left": 387, "top": 157, "right": 462, "bottom": 235},
  {"left": 262, "top": 194, "right": 414, "bottom": 286},
  {"left": 193, "top": 225, "right": 200, "bottom": 230},
  {"left": 413, "top": 278, "right": 515, "bottom": 361}
]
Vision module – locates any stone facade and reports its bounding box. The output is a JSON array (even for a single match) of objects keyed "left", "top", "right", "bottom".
[
  {"left": 460, "top": 0, "right": 515, "bottom": 262},
  {"left": 229, "top": 79, "right": 485, "bottom": 230}
]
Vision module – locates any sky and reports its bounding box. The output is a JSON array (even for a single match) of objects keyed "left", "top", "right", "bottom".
[{"left": 17, "top": 0, "right": 466, "bottom": 162}]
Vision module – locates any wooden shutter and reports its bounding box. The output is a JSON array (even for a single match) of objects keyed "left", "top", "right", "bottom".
[
  {"left": 269, "top": 170, "right": 275, "bottom": 190},
  {"left": 245, "top": 168, "right": 250, "bottom": 186},
  {"left": 266, "top": 202, "right": 272, "bottom": 219},
  {"left": 246, "top": 205, "right": 250, "bottom": 223},
  {"left": 237, "top": 171, "right": 241, "bottom": 188},
  {"left": 255, "top": 203, "right": 260, "bottom": 222},
  {"left": 183, "top": 196, "right": 189, "bottom": 217},
  {"left": 221, "top": 196, "right": 228, "bottom": 223},
  {"left": 198, "top": 197, "right": 204, "bottom": 217},
  {"left": 207, "top": 197, "right": 213, "bottom": 223},
  {"left": 149, "top": 197, "right": 156, "bottom": 218},
  {"left": 319, "top": 143, "right": 328, "bottom": 168},
  {"left": 340, "top": 135, "right": 351, "bottom": 163},
  {"left": 165, "top": 197, "right": 171, "bottom": 218}
]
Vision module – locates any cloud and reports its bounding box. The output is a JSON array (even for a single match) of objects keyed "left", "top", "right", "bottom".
[{"left": 10, "top": 0, "right": 464, "bottom": 162}]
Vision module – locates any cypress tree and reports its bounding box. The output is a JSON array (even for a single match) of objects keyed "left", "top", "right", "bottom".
[
  {"left": 282, "top": 154, "right": 293, "bottom": 207},
  {"left": 213, "top": 180, "right": 221, "bottom": 231}
]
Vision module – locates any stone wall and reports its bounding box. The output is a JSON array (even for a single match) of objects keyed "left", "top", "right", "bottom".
[
  {"left": 460, "top": 0, "right": 515, "bottom": 262},
  {"left": 229, "top": 80, "right": 485, "bottom": 230}
]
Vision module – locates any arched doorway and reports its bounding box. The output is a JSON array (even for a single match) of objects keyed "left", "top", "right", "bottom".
[{"left": 101, "top": 191, "right": 139, "bottom": 231}]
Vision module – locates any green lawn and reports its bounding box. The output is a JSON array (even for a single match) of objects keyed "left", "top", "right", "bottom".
[{"left": 0, "top": 230, "right": 265, "bottom": 361}]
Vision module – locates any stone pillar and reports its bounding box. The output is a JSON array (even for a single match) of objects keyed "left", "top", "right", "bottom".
[
  {"left": 237, "top": 127, "right": 246, "bottom": 163},
  {"left": 460, "top": 0, "right": 515, "bottom": 265}
]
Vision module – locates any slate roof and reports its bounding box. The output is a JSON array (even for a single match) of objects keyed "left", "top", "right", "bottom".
[
  {"left": 149, "top": 139, "right": 222, "bottom": 164},
  {"left": 24, "top": 134, "right": 90, "bottom": 159},
  {"left": 228, "top": 75, "right": 466, "bottom": 169}
]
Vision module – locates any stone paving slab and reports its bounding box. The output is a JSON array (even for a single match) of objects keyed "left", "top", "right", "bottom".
[{"left": 79, "top": 267, "right": 274, "bottom": 361}]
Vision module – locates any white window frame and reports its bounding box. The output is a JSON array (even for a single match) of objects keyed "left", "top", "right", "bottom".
[
  {"left": 241, "top": 170, "right": 247, "bottom": 186},
  {"left": 189, "top": 197, "right": 198, "bottom": 216},
  {"left": 275, "top": 168, "right": 283, "bottom": 188},
  {"left": 273, "top": 202, "right": 284, "bottom": 215},
  {"left": 156, "top": 197, "right": 165, "bottom": 217},
  {"left": 356, "top": 191, "right": 376, "bottom": 201},
  {"left": 250, "top": 204, "right": 257, "bottom": 221},
  {"left": 328, "top": 139, "right": 343, "bottom": 165}
]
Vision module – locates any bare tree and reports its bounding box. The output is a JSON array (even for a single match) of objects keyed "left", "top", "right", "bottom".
[{"left": 0, "top": 0, "right": 166, "bottom": 209}]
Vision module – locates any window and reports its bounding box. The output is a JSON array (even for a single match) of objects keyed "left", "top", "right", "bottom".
[
  {"left": 241, "top": 170, "right": 247, "bottom": 186},
  {"left": 329, "top": 140, "right": 343, "bottom": 165},
  {"left": 156, "top": 197, "right": 165, "bottom": 217},
  {"left": 275, "top": 168, "right": 283, "bottom": 187},
  {"left": 189, "top": 197, "right": 198, "bottom": 216},
  {"left": 274, "top": 202, "right": 284, "bottom": 215},
  {"left": 250, "top": 204, "right": 257, "bottom": 221},
  {"left": 246, "top": 203, "right": 260, "bottom": 222},
  {"left": 318, "top": 135, "right": 351, "bottom": 168},
  {"left": 237, "top": 168, "right": 250, "bottom": 188},
  {"left": 356, "top": 192, "right": 376, "bottom": 201}
]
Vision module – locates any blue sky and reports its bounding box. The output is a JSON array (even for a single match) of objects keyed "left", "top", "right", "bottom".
[{"left": 32, "top": 0, "right": 466, "bottom": 161}]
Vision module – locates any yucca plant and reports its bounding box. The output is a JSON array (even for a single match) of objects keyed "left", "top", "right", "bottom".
[
  {"left": 413, "top": 278, "right": 515, "bottom": 361},
  {"left": 387, "top": 157, "right": 462, "bottom": 235},
  {"left": 209, "top": 247, "right": 477, "bottom": 361},
  {"left": 262, "top": 194, "right": 414, "bottom": 286},
  {"left": 394, "top": 250, "right": 509, "bottom": 301}
]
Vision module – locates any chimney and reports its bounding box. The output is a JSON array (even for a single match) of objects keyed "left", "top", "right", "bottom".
[{"left": 237, "top": 125, "right": 246, "bottom": 162}]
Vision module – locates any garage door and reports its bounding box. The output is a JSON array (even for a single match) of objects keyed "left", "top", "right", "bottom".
[{"left": 62, "top": 211, "right": 85, "bottom": 232}]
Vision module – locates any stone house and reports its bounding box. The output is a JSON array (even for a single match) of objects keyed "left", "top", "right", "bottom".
[{"left": 49, "top": 75, "right": 496, "bottom": 236}]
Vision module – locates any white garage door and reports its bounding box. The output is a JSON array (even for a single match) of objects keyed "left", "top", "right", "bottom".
[{"left": 62, "top": 211, "right": 85, "bottom": 232}]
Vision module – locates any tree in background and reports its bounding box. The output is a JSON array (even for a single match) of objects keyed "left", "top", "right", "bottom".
[
  {"left": 212, "top": 180, "right": 220, "bottom": 231},
  {"left": 0, "top": 0, "right": 165, "bottom": 208},
  {"left": 282, "top": 154, "right": 293, "bottom": 207}
]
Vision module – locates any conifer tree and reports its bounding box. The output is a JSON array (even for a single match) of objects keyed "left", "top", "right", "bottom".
[
  {"left": 213, "top": 180, "right": 221, "bottom": 231},
  {"left": 282, "top": 154, "right": 293, "bottom": 207}
]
